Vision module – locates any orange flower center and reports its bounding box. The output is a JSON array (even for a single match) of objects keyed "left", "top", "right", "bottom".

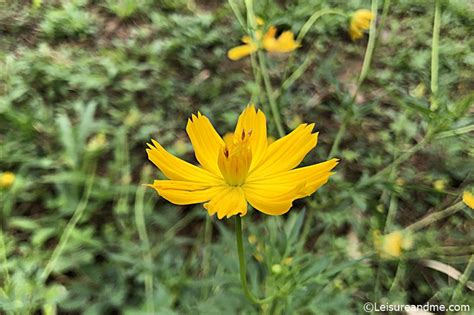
[{"left": 218, "top": 130, "right": 253, "bottom": 186}]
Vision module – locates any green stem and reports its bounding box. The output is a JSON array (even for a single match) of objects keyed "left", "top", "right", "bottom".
[
  {"left": 328, "top": 114, "right": 348, "bottom": 158},
  {"left": 297, "top": 9, "right": 347, "bottom": 42},
  {"left": 258, "top": 51, "right": 285, "bottom": 137},
  {"left": 39, "top": 165, "right": 96, "bottom": 283},
  {"left": 235, "top": 216, "right": 274, "bottom": 305},
  {"left": 134, "top": 175, "right": 155, "bottom": 314},
  {"left": 282, "top": 9, "right": 346, "bottom": 82},
  {"left": 358, "top": 0, "right": 379, "bottom": 85},
  {"left": 406, "top": 201, "right": 464, "bottom": 232},
  {"left": 0, "top": 228, "right": 10, "bottom": 285},
  {"left": 374, "top": 0, "right": 391, "bottom": 50},
  {"left": 329, "top": 0, "right": 378, "bottom": 157},
  {"left": 244, "top": 0, "right": 284, "bottom": 137},
  {"left": 430, "top": 0, "right": 441, "bottom": 111},
  {"left": 228, "top": 0, "right": 246, "bottom": 30},
  {"left": 451, "top": 254, "right": 474, "bottom": 301}
]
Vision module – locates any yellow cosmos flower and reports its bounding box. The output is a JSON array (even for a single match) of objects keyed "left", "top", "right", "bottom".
[
  {"left": 374, "top": 230, "right": 413, "bottom": 259},
  {"left": 146, "top": 105, "right": 338, "bottom": 219},
  {"left": 0, "top": 171, "right": 15, "bottom": 189},
  {"left": 463, "top": 191, "right": 474, "bottom": 209},
  {"left": 228, "top": 25, "right": 300, "bottom": 61},
  {"left": 348, "top": 9, "right": 374, "bottom": 41}
]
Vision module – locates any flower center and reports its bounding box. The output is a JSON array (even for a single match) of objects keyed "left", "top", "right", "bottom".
[{"left": 218, "top": 129, "right": 252, "bottom": 186}]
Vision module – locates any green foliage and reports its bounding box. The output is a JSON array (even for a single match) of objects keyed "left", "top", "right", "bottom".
[
  {"left": 40, "top": 3, "right": 96, "bottom": 40},
  {"left": 0, "top": 0, "right": 473, "bottom": 314}
]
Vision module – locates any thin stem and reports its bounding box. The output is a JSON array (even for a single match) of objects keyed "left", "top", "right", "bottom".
[
  {"left": 374, "top": 0, "right": 391, "bottom": 50},
  {"left": 359, "top": 135, "right": 430, "bottom": 188},
  {"left": 451, "top": 254, "right": 474, "bottom": 301},
  {"left": 283, "top": 9, "right": 346, "bottom": 82},
  {"left": 227, "top": 0, "right": 246, "bottom": 30},
  {"left": 358, "top": 0, "right": 379, "bottom": 85},
  {"left": 0, "top": 228, "right": 10, "bottom": 285},
  {"left": 328, "top": 115, "right": 347, "bottom": 158},
  {"left": 39, "top": 164, "right": 96, "bottom": 283},
  {"left": 297, "top": 9, "right": 347, "bottom": 42},
  {"left": 406, "top": 201, "right": 464, "bottom": 232},
  {"left": 235, "top": 216, "right": 274, "bottom": 305},
  {"left": 134, "top": 176, "right": 155, "bottom": 314},
  {"left": 258, "top": 52, "right": 285, "bottom": 137},
  {"left": 329, "top": 0, "right": 378, "bottom": 157},
  {"left": 430, "top": 0, "right": 441, "bottom": 111}
]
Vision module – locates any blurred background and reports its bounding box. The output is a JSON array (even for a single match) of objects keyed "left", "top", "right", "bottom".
[{"left": 0, "top": 0, "right": 473, "bottom": 314}]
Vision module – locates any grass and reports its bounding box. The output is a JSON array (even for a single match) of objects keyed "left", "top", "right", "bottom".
[{"left": 0, "top": 0, "right": 473, "bottom": 314}]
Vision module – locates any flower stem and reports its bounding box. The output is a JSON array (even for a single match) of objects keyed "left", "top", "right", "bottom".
[
  {"left": 328, "top": 0, "right": 378, "bottom": 157},
  {"left": 39, "top": 164, "right": 96, "bottom": 283},
  {"left": 258, "top": 52, "right": 285, "bottom": 137},
  {"left": 235, "top": 216, "right": 274, "bottom": 305},
  {"left": 406, "top": 201, "right": 464, "bottom": 232},
  {"left": 430, "top": 0, "right": 441, "bottom": 111}
]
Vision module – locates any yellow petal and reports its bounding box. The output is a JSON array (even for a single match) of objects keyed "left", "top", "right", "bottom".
[
  {"left": 263, "top": 27, "right": 300, "bottom": 53},
  {"left": 349, "top": 28, "right": 363, "bottom": 41},
  {"left": 250, "top": 124, "right": 318, "bottom": 178},
  {"left": 147, "top": 139, "right": 223, "bottom": 183},
  {"left": 227, "top": 44, "right": 257, "bottom": 61},
  {"left": 204, "top": 186, "right": 248, "bottom": 219},
  {"left": 244, "top": 159, "right": 338, "bottom": 215},
  {"left": 149, "top": 180, "right": 224, "bottom": 205},
  {"left": 463, "top": 191, "right": 474, "bottom": 209},
  {"left": 234, "top": 105, "right": 268, "bottom": 170},
  {"left": 255, "top": 17, "right": 265, "bottom": 26},
  {"left": 349, "top": 9, "right": 373, "bottom": 41},
  {"left": 186, "top": 112, "right": 224, "bottom": 176}
]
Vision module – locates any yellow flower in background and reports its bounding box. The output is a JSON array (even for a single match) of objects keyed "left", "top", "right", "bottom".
[
  {"left": 146, "top": 105, "right": 338, "bottom": 219},
  {"left": 228, "top": 22, "right": 300, "bottom": 60},
  {"left": 348, "top": 9, "right": 373, "bottom": 41},
  {"left": 374, "top": 230, "right": 413, "bottom": 259},
  {"left": 0, "top": 172, "right": 16, "bottom": 189},
  {"left": 227, "top": 35, "right": 260, "bottom": 61},
  {"left": 262, "top": 26, "right": 301, "bottom": 53},
  {"left": 433, "top": 179, "right": 446, "bottom": 191},
  {"left": 463, "top": 191, "right": 474, "bottom": 209}
]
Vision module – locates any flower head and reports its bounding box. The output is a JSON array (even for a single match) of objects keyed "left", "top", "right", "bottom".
[
  {"left": 374, "top": 230, "right": 413, "bottom": 259},
  {"left": 146, "top": 105, "right": 338, "bottom": 219},
  {"left": 228, "top": 23, "right": 300, "bottom": 60},
  {"left": 348, "top": 9, "right": 374, "bottom": 41},
  {"left": 0, "top": 171, "right": 16, "bottom": 189},
  {"left": 463, "top": 191, "right": 474, "bottom": 209}
]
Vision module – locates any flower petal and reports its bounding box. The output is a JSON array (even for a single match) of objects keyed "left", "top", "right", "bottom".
[
  {"left": 186, "top": 112, "right": 224, "bottom": 176},
  {"left": 234, "top": 105, "right": 268, "bottom": 170},
  {"left": 204, "top": 186, "right": 248, "bottom": 219},
  {"left": 149, "top": 180, "right": 225, "bottom": 205},
  {"left": 244, "top": 159, "right": 338, "bottom": 215},
  {"left": 227, "top": 44, "right": 257, "bottom": 61},
  {"left": 249, "top": 124, "right": 318, "bottom": 178},
  {"left": 147, "top": 139, "right": 223, "bottom": 183}
]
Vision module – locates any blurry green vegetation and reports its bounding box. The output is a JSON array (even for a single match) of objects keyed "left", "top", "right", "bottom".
[{"left": 0, "top": 0, "right": 473, "bottom": 314}]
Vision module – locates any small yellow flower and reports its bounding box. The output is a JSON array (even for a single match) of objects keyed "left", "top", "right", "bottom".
[
  {"left": 374, "top": 230, "right": 413, "bottom": 259},
  {"left": 248, "top": 234, "right": 257, "bottom": 245},
  {"left": 348, "top": 9, "right": 374, "bottom": 41},
  {"left": 282, "top": 256, "right": 293, "bottom": 266},
  {"left": 262, "top": 26, "right": 301, "bottom": 53},
  {"left": 228, "top": 23, "right": 300, "bottom": 60},
  {"left": 146, "top": 105, "right": 338, "bottom": 219},
  {"left": 0, "top": 172, "right": 16, "bottom": 189},
  {"left": 433, "top": 179, "right": 446, "bottom": 191},
  {"left": 463, "top": 191, "right": 474, "bottom": 209}
]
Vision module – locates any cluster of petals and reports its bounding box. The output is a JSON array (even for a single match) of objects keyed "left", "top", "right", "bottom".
[
  {"left": 348, "top": 9, "right": 374, "bottom": 41},
  {"left": 146, "top": 105, "right": 338, "bottom": 219},
  {"left": 227, "top": 23, "right": 300, "bottom": 61}
]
